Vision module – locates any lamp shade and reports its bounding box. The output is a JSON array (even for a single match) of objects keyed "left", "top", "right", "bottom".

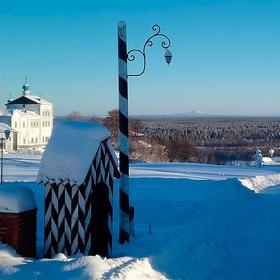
[
  {"left": 4, "top": 130, "right": 11, "bottom": 140},
  {"left": 164, "top": 49, "right": 172, "bottom": 65}
]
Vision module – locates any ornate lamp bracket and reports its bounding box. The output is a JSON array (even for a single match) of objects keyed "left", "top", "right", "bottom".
[{"left": 127, "top": 24, "right": 172, "bottom": 77}]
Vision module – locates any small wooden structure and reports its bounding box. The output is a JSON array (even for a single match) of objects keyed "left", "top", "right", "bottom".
[
  {"left": 0, "top": 185, "right": 37, "bottom": 258},
  {"left": 37, "top": 121, "right": 119, "bottom": 258}
]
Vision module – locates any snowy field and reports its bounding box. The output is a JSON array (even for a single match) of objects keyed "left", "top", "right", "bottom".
[{"left": 1, "top": 153, "right": 280, "bottom": 279}]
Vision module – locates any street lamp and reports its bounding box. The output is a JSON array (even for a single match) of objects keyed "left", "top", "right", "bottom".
[
  {"left": 164, "top": 49, "right": 173, "bottom": 65},
  {"left": 118, "top": 22, "right": 172, "bottom": 244},
  {"left": 1, "top": 129, "right": 11, "bottom": 184}
]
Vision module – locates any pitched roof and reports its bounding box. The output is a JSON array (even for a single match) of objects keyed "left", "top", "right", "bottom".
[
  {"left": 6, "top": 95, "right": 51, "bottom": 106},
  {"left": 37, "top": 121, "right": 119, "bottom": 185},
  {"left": 6, "top": 95, "right": 39, "bottom": 105}
]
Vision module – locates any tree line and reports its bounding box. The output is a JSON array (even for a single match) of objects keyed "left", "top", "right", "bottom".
[{"left": 67, "top": 110, "right": 280, "bottom": 164}]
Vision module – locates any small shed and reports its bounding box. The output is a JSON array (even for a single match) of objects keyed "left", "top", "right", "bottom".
[
  {"left": 37, "top": 121, "right": 120, "bottom": 258},
  {"left": 0, "top": 185, "right": 37, "bottom": 258}
]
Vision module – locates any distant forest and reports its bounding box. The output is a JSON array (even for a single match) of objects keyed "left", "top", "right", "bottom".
[
  {"left": 139, "top": 118, "right": 280, "bottom": 164},
  {"left": 64, "top": 111, "right": 280, "bottom": 165}
]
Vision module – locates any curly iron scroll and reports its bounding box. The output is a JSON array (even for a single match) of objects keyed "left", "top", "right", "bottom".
[{"left": 127, "top": 24, "right": 171, "bottom": 77}]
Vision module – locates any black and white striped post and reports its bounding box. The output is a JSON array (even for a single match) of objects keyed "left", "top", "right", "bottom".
[
  {"left": 118, "top": 21, "right": 172, "bottom": 244},
  {"left": 118, "top": 21, "right": 130, "bottom": 244}
]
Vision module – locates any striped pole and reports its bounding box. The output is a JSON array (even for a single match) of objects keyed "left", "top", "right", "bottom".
[{"left": 118, "top": 21, "right": 130, "bottom": 244}]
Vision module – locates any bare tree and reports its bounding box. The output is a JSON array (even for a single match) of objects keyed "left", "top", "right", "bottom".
[
  {"left": 164, "top": 138, "right": 197, "bottom": 162},
  {"left": 130, "top": 118, "right": 142, "bottom": 139},
  {"left": 104, "top": 109, "right": 119, "bottom": 148},
  {"left": 67, "top": 111, "right": 82, "bottom": 120}
]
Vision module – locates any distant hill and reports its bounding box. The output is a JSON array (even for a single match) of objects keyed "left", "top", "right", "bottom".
[{"left": 133, "top": 111, "right": 224, "bottom": 119}]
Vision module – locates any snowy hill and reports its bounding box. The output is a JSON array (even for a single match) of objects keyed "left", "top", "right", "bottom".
[{"left": 1, "top": 158, "right": 280, "bottom": 279}]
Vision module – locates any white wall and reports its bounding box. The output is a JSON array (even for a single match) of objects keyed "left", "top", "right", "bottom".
[
  {"left": 40, "top": 104, "right": 53, "bottom": 145},
  {"left": 8, "top": 101, "right": 53, "bottom": 148}
]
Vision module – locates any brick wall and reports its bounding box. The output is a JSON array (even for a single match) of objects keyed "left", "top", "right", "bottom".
[{"left": 0, "top": 209, "right": 37, "bottom": 258}]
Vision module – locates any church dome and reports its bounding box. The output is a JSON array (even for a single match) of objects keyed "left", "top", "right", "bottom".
[
  {"left": 22, "top": 77, "right": 30, "bottom": 95},
  {"left": 22, "top": 83, "right": 29, "bottom": 91}
]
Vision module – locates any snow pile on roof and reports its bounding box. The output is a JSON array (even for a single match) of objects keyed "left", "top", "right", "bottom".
[
  {"left": 21, "top": 95, "right": 51, "bottom": 105},
  {"left": 0, "top": 185, "right": 36, "bottom": 213},
  {"left": 37, "top": 121, "right": 111, "bottom": 185}
]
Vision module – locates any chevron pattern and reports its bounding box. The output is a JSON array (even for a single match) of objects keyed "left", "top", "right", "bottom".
[{"left": 44, "top": 141, "right": 114, "bottom": 258}]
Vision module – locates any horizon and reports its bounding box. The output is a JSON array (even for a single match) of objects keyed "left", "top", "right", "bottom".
[
  {"left": 1, "top": 0, "right": 280, "bottom": 116},
  {"left": 55, "top": 110, "right": 280, "bottom": 119}
]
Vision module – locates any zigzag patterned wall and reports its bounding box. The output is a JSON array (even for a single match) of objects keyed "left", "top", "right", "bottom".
[{"left": 43, "top": 141, "right": 114, "bottom": 258}]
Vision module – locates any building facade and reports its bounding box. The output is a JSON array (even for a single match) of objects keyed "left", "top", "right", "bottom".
[{"left": 0, "top": 79, "right": 53, "bottom": 149}]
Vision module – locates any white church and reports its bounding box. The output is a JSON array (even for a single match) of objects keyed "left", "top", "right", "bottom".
[{"left": 0, "top": 79, "right": 53, "bottom": 150}]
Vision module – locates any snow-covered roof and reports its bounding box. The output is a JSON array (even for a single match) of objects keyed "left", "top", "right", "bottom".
[
  {"left": 0, "top": 122, "right": 16, "bottom": 133},
  {"left": 0, "top": 185, "right": 37, "bottom": 213},
  {"left": 27, "top": 95, "right": 51, "bottom": 105},
  {"left": 37, "top": 121, "right": 114, "bottom": 185}
]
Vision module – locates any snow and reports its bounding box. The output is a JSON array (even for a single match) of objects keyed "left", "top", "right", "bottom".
[
  {"left": 26, "top": 95, "right": 51, "bottom": 105},
  {"left": 1, "top": 158, "right": 41, "bottom": 182},
  {"left": 0, "top": 123, "right": 14, "bottom": 135},
  {"left": 130, "top": 162, "right": 280, "bottom": 180},
  {"left": 0, "top": 184, "right": 36, "bottom": 213},
  {"left": 240, "top": 173, "right": 280, "bottom": 192},
  {"left": 148, "top": 179, "right": 280, "bottom": 279},
  {"left": 4, "top": 148, "right": 45, "bottom": 159},
  {"left": 1, "top": 155, "right": 280, "bottom": 279},
  {"left": 0, "top": 243, "right": 24, "bottom": 275},
  {"left": 37, "top": 121, "right": 111, "bottom": 185},
  {"left": 262, "top": 156, "right": 280, "bottom": 165}
]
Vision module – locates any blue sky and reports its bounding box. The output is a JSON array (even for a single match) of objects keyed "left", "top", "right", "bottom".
[{"left": 0, "top": 0, "right": 280, "bottom": 116}]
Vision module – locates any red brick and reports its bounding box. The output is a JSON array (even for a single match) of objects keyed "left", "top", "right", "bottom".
[{"left": 0, "top": 209, "right": 37, "bottom": 258}]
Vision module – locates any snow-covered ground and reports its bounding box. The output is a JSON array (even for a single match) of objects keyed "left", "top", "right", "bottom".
[{"left": 1, "top": 153, "right": 280, "bottom": 279}]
